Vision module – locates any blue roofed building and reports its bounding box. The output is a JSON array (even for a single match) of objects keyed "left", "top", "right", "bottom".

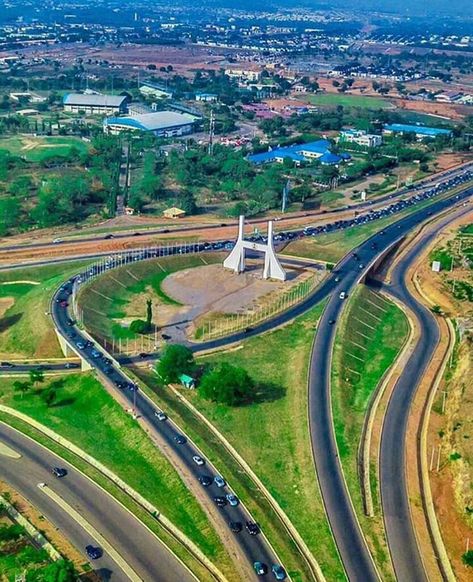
[
  {"left": 247, "top": 139, "right": 350, "bottom": 166},
  {"left": 383, "top": 123, "right": 452, "bottom": 139}
]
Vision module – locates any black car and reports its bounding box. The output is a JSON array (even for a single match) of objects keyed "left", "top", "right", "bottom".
[
  {"left": 198, "top": 475, "right": 212, "bottom": 487},
  {"left": 246, "top": 521, "right": 260, "bottom": 535},
  {"left": 0, "top": 362, "right": 14, "bottom": 368},
  {"left": 85, "top": 545, "right": 103, "bottom": 560},
  {"left": 214, "top": 496, "right": 227, "bottom": 507},
  {"left": 174, "top": 435, "right": 187, "bottom": 445},
  {"left": 229, "top": 521, "right": 242, "bottom": 533},
  {"left": 52, "top": 467, "right": 68, "bottom": 478},
  {"left": 104, "top": 234, "right": 114, "bottom": 240}
]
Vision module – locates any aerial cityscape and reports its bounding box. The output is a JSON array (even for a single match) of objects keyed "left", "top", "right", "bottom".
[{"left": 0, "top": 0, "right": 472, "bottom": 581}]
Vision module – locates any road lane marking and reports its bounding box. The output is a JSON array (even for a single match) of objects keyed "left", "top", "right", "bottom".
[
  {"left": 37, "top": 483, "right": 142, "bottom": 582},
  {"left": 0, "top": 440, "right": 21, "bottom": 459}
]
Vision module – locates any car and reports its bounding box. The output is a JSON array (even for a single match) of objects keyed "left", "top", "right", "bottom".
[
  {"left": 253, "top": 561, "right": 268, "bottom": 576},
  {"left": 339, "top": 291, "right": 346, "bottom": 300},
  {"left": 85, "top": 545, "right": 103, "bottom": 560},
  {"left": 0, "top": 362, "right": 14, "bottom": 368},
  {"left": 52, "top": 238, "right": 63, "bottom": 244},
  {"left": 52, "top": 467, "right": 67, "bottom": 478},
  {"left": 334, "top": 276, "right": 340, "bottom": 282},
  {"left": 246, "top": 521, "right": 260, "bottom": 536},
  {"left": 59, "top": 300, "right": 68, "bottom": 307},
  {"left": 91, "top": 349, "right": 101, "bottom": 358},
  {"left": 359, "top": 263, "right": 364, "bottom": 269},
  {"left": 104, "top": 234, "right": 114, "bottom": 240},
  {"left": 229, "top": 521, "right": 242, "bottom": 533},
  {"left": 64, "top": 362, "right": 79, "bottom": 369},
  {"left": 76, "top": 341, "right": 85, "bottom": 350},
  {"left": 193, "top": 455, "right": 205, "bottom": 466},
  {"left": 214, "top": 496, "right": 227, "bottom": 507},
  {"left": 214, "top": 475, "right": 225, "bottom": 488},
  {"left": 198, "top": 475, "right": 212, "bottom": 487},
  {"left": 174, "top": 435, "right": 187, "bottom": 445},
  {"left": 226, "top": 493, "right": 239, "bottom": 507},
  {"left": 271, "top": 564, "right": 286, "bottom": 580},
  {"left": 138, "top": 352, "right": 149, "bottom": 358},
  {"left": 154, "top": 411, "right": 167, "bottom": 421},
  {"left": 328, "top": 319, "right": 336, "bottom": 325},
  {"left": 161, "top": 333, "right": 171, "bottom": 340}
]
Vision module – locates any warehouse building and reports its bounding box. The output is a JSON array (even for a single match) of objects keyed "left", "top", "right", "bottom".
[
  {"left": 383, "top": 123, "right": 452, "bottom": 139},
  {"left": 63, "top": 93, "right": 128, "bottom": 115},
  {"left": 103, "top": 111, "right": 197, "bottom": 137}
]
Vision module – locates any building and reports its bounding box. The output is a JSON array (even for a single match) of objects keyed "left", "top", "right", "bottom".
[
  {"left": 435, "top": 91, "right": 463, "bottom": 103},
  {"left": 248, "top": 140, "right": 350, "bottom": 166},
  {"left": 10, "top": 92, "right": 46, "bottom": 103},
  {"left": 383, "top": 123, "right": 452, "bottom": 139},
  {"left": 339, "top": 129, "right": 382, "bottom": 148},
  {"left": 63, "top": 93, "right": 128, "bottom": 115},
  {"left": 103, "top": 111, "right": 197, "bottom": 137},
  {"left": 195, "top": 92, "right": 218, "bottom": 102},
  {"left": 224, "top": 68, "right": 261, "bottom": 82},
  {"left": 163, "top": 207, "right": 186, "bottom": 219},
  {"left": 139, "top": 82, "right": 173, "bottom": 100}
]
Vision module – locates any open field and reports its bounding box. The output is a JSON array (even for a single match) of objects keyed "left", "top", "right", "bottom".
[
  {"left": 308, "top": 93, "right": 393, "bottom": 110},
  {"left": 331, "top": 285, "right": 409, "bottom": 580},
  {"left": 0, "top": 372, "right": 235, "bottom": 578},
  {"left": 0, "top": 135, "right": 89, "bottom": 163},
  {"left": 0, "top": 261, "right": 93, "bottom": 359},
  {"left": 136, "top": 301, "right": 345, "bottom": 581}
]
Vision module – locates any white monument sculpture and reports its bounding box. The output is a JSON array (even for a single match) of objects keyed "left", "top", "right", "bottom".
[{"left": 223, "top": 215, "right": 287, "bottom": 281}]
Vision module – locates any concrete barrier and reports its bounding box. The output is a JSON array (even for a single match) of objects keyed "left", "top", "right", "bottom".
[{"left": 0, "top": 406, "right": 227, "bottom": 582}]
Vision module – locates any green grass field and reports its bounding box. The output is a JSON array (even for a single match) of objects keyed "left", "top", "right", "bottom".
[
  {"left": 0, "top": 261, "right": 93, "bottom": 359},
  {"left": 78, "top": 254, "right": 223, "bottom": 342},
  {"left": 331, "top": 285, "right": 409, "bottom": 580},
  {"left": 0, "top": 373, "right": 236, "bottom": 579},
  {"left": 0, "top": 136, "right": 89, "bottom": 163},
  {"left": 308, "top": 93, "right": 393, "bottom": 110},
  {"left": 137, "top": 302, "right": 346, "bottom": 581}
]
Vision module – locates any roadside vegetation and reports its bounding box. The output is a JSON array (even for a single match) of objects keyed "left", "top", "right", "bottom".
[
  {"left": 135, "top": 300, "right": 347, "bottom": 582},
  {"left": 0, "top": 372, "right": 237, "bottom": 579},
  {"left": 331, "top": 285, "right": 409, "bottom": 580}
]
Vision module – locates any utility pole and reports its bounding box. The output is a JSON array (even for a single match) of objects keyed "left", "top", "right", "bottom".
[
  {"left": 208, "top": 110, "right": 215, "bottom": 156},
  {"left": 282, "top": 179, "right": 290, "bottom": 213}
]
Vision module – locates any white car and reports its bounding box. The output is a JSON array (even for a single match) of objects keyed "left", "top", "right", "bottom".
[
  {"left": 193, "top": 455, "right": 205, "bottom": 466},
  {"left": 214, "top": 475, "right": 226, "bottom": 488},
  {"left": 154, "top": 411, "right": 167, "bottom": 421},
  {"left": 226, "top": 493, "right": 239, "bottom": 507},
  {"left": 339, "top": 291, "right": 346, "bottom": 300}
]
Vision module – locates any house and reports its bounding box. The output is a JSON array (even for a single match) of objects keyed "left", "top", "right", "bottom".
[
  {"left": 339, "top": 129, "right": 382, "bottom": 148},
  {"left": 163, "top": 207, "right": 186, "bottom": 219},
  {"left": 195, "top": 93, "right": 218, "bottom": 102},
  {"left": 179, "top": 374, "right": 195, "bottom": 389},
  {"left": 248, "top": 140, "right": 350, "bottom": 166},
  {"left": 139, "top": 81, "right": 173, "bottom": 99},
  {"left": 224, "top": 68, "right": 261, "bottom": 82},
  {"left": 103, "top": 111, "right": 197, "bottom": 137},
  {"left": 63, "top": 93, "right": 128, "bottom": 116}
]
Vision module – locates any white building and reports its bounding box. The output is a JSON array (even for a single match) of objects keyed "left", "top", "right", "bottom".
[
  {"left": 103, "top": 111, "right": 197, "bottom": 137},
  {"left": 63, "top": 93, "right": 128, "bottom": 115},
  {"left": 339, "top": 129, "right": 382, "bottom": 148}
]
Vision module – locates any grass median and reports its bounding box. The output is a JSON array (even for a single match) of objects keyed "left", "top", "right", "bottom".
[
  {"left": 134, "top": 300, "right": 347, "bottom": 582},
  {"left": 0, "top": 373, "right": 237, "bottom": 580},
  {"left": 331, "top": 285, "right": 409, "bottom": 581},
  {"left": 0, "top": 261, "right": 92, "bottom": 359}
]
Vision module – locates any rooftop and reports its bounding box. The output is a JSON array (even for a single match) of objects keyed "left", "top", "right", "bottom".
[
  {"left": 248, "top": 139, "right": 349, "bottom": 165},
  {"left": 104, "top": 111, "right": 197, "bottom": 132},
  {"left": 63, "top": 93, "right": 127, "bottom": 107},
  {"left": 383, "top": 123, "right": 452, "bottom": 137}
]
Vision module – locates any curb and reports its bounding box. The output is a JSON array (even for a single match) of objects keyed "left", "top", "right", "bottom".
[
  {"left": 0, "top": 492, "right": 62, "bottom": 562},
  {"left": 167, "top": 383, "right": 326, "bottom": 582},
  {"left": 0, "top": 406, "right": 226, "bottom": 582}
]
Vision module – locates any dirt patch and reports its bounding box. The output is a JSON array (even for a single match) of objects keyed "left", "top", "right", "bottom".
[{"left": 0, "top": 297, "right": 14, "bottom": 318}]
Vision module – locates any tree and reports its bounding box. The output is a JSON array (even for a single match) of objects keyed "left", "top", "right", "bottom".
[
  {"left": 156, "top": 344, "right": 195, "bottom": 384},
  {"left": 41, "top": 387, "right": 56, "bottom": 407},
  {"left": 146, "top": 299, "right": 153, "bottom": 328},
  {"left": 129, "top": 319, "right": 150, "bottom": 334},
  {"left": 0, "top": 198, "right": 21, "bottom": 236},
  {"left": 29, "top": 369, "right": 44, "bottom": 387},
  {"left": 30, "top": 558, "right": 77, "bottom": 581},
  {"left": 13, "top": 380, "right": 31, "bottom": 399},
  {"left": 462, "top": 550, "right": 473, "bottom": 567},
  {"left": 199, "top": 362, "right": 254, "bottom": 406}
]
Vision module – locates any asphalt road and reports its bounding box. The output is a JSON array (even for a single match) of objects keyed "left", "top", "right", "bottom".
[
  {"left": 0, "top": 422, "right": 195, "bottom": 582},
  {"left": 0, "top": 161, "right": 470, "bottom": 255},
  {"left": 306, "top": 193, "right": 472, "bottom": 581},
  {"left": 373, "top": 205, "right": 473, "bottom": 582}
]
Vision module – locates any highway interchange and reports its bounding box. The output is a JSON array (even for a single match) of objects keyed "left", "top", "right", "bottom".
[{"left": 0, "top": 164, "right": 472, "bottom": 581}]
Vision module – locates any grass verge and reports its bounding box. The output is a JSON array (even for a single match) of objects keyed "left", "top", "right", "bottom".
[
  {"left": 0, "top": 373, "right": 236, "bottom": 580},
  {"left": 133, "top": 300, "right": 346, "bottom": 582},
  {"left": 331, "top": 285, "right": 409, "bottom": 580}
]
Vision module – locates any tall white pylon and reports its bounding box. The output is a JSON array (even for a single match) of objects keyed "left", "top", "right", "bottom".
[{"left": 223, "top": 215, "right": 286, "bottom": 281}]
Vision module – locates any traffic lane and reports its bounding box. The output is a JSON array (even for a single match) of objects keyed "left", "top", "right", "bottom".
[
  {"left": 0, "top": 423, "right": 195, "bottom": 582},
  {"left": 1, "top": 161, "right": 469, "bottom": 253},
  {"left": 108, "top": 372, "right": 276, "bottom": 579}
]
